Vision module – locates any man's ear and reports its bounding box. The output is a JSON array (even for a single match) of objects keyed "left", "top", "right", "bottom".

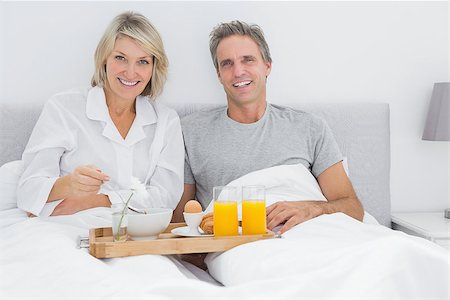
[
  {"left": 265, "top": 61, "right": 272, "bottom": 77},
  {"left": 217, "top": 70, "right": 223, "bottom": 84}
]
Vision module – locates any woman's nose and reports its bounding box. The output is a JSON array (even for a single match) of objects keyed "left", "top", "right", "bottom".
[{"left": 124, "top": 63, "right": 136, "bottom": 77}]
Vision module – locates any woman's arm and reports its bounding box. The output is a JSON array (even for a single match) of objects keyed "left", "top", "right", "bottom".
[
  {"left": 18, "top": 97, "right": 110, "bottom": 216},
  {"left": 50, "top": 194, "right": 111, "bottom": 216},
  {"left": 17, "top": 99, "right": 75, "bottom": 216}
]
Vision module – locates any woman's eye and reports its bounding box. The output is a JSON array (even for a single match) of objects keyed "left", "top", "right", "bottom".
[
  {"left": 138, "top": 60, "right": 149, "bottom": 65},
  {"left": 115, "top": 55, "right": 125, "bottom": 61}
]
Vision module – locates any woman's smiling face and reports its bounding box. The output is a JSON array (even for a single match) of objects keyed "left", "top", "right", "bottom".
[{"left": 105, "top": 35, "right": 153, "bottom": 102}]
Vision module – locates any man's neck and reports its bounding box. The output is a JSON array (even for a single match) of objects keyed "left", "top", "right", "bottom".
[{"left": 227, "top": 100, "right": 267, "bottom": 124}]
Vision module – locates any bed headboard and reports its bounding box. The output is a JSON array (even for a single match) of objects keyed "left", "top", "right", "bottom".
[{"left": 0, "top": 102, "right": 391, "bottom": 226}]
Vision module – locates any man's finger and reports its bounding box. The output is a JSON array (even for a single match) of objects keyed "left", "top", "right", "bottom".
[
  {"left": 279, "top": 216, "right": 299, "bottom": 234},
  {"left": 266, "top": 204, "right": 287, "bottom": 223},
  {"left": 266, "top": 203, "right": 276, "bottom": 215},
  {"left": 267, "top": 209, "right": 291, "bottom": 230}
]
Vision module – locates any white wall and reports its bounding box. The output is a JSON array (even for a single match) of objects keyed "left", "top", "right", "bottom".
[{"left": 1, "top": 1, "right": 448, "bottom": 213}]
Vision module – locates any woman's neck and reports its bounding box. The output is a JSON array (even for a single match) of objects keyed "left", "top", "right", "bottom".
[{"left": 103, "top": 87, "right": 136, "bottom": 117}]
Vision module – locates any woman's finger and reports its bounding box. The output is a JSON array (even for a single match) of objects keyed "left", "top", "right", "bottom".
[
  {"left": 76, "top": 174, "right": 103, "bottom": 187},
  {"left": 80, "top": 166, "right": 110, "bottom": 181},
  {"left": 73, "top": 182, "right": 100, "bottom": 193}
]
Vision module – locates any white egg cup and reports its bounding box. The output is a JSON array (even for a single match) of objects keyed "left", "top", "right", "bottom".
[{"left": 183, "top": 212, "right": 204, "bottom": 235}]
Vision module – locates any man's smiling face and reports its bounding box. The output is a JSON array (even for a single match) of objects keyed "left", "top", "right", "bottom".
[{"left": 216, "top": 35, "right": 271, "bottom": 107}]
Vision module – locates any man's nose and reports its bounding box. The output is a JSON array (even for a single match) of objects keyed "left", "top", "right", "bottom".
[{"left": 232, "top": 62, "right": 245, "bottom": 77}]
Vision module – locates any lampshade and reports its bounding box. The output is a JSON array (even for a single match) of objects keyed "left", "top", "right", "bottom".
[{"left": 422, "top": 82, "right": 450, "bottom": 141}]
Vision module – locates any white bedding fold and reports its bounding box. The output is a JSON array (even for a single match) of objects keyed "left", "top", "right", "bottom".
[
  {"left": 206, "top": 213, "right": 449, "bottom": 298},
  {"left": 204, "top": 163, "right": 378, "bottom": 224},
  {"left": 203, "top": 164, "right": 449, "bottom": 298},
  {"left": 1, "top": 164, "right": 448, "bottom": 299},
  {"left": 1, "top": 209, "right": 448, "bottom": 299}
]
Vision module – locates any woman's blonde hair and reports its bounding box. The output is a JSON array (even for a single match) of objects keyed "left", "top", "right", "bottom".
[{"left": 91, "top": 11, "right": 168, "bottom": 99}]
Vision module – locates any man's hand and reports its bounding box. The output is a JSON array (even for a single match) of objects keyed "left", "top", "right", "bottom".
[
  {"left": 51, "top": 194, "right": 110, "bottom": 216},
  {"left": 266, "top": 161, "right": 364, "bottom": 234},
  {"left": 266, "top": 201, "right": 324, "bottom": 234}
]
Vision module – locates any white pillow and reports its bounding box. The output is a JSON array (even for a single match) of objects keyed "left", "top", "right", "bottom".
[{"left": 0, "top": 160, "right": 24, "bottom": 211}]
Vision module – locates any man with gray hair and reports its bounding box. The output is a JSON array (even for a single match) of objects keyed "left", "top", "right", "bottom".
[{"left": 175, "top": 21, "right": 364, "bottom": 234}]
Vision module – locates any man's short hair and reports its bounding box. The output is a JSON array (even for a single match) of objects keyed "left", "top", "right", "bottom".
[{"left": 209, "top": 20, "right": 272, "bottom": 72}]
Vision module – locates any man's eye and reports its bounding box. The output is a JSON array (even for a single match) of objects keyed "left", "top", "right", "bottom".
[
  {"left": 244, "top": 57, "right": 254, "bottom": 63},
  {"left": 221, "top": 61, "right": 231, "bottom": 67},
  {"left": 115, "top": 55, "right": 125, "bottom": 61}
]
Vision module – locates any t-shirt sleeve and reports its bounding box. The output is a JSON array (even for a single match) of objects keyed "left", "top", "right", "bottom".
[
  {"left": 183, "top": 145, "right": 195, "bottom": 184},
  {"left": 181, "top": 117, "right": 196, "bottom": 185},
  {"left": 310, "top": 118, "right": 343, "bottom": 178}
]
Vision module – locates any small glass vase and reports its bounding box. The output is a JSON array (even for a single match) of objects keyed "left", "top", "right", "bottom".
[{"left": 111, "top": 203, "right": 129, "bottom": 242}]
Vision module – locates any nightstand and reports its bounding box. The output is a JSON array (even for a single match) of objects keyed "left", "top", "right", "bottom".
[{"left": 391, "top": 212, "right": 450, "bottom": 251}]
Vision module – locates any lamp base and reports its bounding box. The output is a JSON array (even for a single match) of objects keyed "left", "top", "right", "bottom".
[{"left": 445, "top": 209, "right": 450, "bottom": 219}]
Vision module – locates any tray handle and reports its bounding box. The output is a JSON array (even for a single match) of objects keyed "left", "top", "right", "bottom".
[{"left": 77, "top": 235, "right": 90, "bottom": 249}]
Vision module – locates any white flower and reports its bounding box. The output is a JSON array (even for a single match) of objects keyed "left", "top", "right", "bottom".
[{"left": 130, "top": 177, "right": 148, "bottom": 200}]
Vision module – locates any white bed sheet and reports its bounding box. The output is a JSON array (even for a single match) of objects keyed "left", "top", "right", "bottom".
[
  {"left": 206, "top": 213, "right": 449, "bottom": 298},
  {"left": 1, "top": 208, "right": 448, "bottom": 300},
  {"left": 1, "top": 163, "right": 449, "bottom": 299}
]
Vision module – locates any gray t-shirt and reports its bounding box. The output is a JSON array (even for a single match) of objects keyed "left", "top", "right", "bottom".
[{"left": 181, "top": 103, "right": 342, "bottom": 208}]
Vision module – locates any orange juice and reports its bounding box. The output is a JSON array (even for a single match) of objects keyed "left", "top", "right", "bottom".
[
  {"left": 242, "top": 200, "right": 266, "bottom": 235},
  {"left": 213, "top": 201, "right": 238, "bottom": 236}
]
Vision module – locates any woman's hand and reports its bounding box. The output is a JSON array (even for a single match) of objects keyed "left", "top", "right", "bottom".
[
  {"left": 51, "top": 194, "right": 111, "bottom": 216},
  {"left": 68, "top": 165, "right": 110, "bottom": 197},
  {"left": 48, "top": 165, "right": 110, "bottom": 202}
]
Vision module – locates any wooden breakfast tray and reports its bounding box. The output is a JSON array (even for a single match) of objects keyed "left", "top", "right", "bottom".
[{"left": 89, "top": 223, "right": 275, "bottom": 258}]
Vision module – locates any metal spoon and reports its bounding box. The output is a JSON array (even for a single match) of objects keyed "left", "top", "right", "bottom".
[{"left": 127, "top": 205, "right": 147, "bottom": 214}]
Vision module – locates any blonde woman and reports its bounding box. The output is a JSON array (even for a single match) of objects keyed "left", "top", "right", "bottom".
[{"left": 18, "top": 12, "right": 184, "bottom": 217}]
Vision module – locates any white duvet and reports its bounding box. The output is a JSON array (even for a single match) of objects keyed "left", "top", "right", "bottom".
[{"left": 0, "top": 163, "right": 449, "bottom": 299}]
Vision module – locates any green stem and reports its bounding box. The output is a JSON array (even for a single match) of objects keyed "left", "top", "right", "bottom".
[{"left": 115, "top": 192, "right": 134, "bottom": 241}]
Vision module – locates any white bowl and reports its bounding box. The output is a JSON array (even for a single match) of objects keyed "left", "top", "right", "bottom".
[{"left": 127, "top": 208, "right": 173, "bottom": 240}]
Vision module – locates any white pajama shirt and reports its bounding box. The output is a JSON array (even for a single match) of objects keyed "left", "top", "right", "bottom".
[{"left": 17, "top": 86, "right": 184, "bottom": 216}]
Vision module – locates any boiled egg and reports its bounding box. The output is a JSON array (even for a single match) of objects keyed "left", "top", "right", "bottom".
[{"left": 184, "top": 200, "right": 203, "bottom": 213}]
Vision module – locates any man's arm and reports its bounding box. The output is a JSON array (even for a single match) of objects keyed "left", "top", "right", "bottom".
[
  {"left": 316, "top": 161, "right": 364, "bottom": 221},
  {"left": 266, "top": 161, "right": 364, "bottom": 234},
  {"left": 172, "top": 184, "right": 196, "bottom": 223}
]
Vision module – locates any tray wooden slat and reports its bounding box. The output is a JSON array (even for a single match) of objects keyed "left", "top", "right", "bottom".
[{"left": 89, "top": 222, "right": 275, "bottom": 258}]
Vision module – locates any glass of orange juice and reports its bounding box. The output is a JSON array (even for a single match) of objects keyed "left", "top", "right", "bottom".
[
  {"left": 213, "top": 186, "right": 239, "bottom": 236},
  {"left": 242, "top": 185, "right": 266, "bottom": 235}
]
